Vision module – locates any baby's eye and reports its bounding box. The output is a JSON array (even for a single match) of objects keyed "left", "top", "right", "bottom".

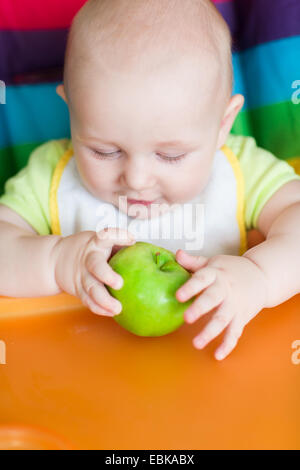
[
  {"left": 156, "top": 152, "right": 186, "bottom": 164},
  {"left": 91, "top": 149, "right": 121, "bottom": 160},
  {"left": 90, "top": 148, "right": 186, "bottom": 164}
]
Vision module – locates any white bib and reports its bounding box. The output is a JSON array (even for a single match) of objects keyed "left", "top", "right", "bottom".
[{"left": 50, "top": 145, "right": 247, "bottom": 257}]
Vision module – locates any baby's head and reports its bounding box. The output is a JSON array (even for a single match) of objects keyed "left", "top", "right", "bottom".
[{"left": 57, "top": 0, "right": 244, "bottom": 219}]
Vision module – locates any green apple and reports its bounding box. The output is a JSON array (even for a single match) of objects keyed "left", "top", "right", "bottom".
[{"left": 107, "top": 241, "right": 194, "bottom": 336}]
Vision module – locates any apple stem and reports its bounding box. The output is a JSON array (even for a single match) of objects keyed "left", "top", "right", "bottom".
[{"left": 155, "top": 252, "right": 161, "bottom": 265}]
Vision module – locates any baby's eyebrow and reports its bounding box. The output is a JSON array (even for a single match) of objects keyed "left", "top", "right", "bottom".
[
  {"left": 156, "top": 140, "right": 199, "bottom": 148},
  {"left": 80, "top": 136, "right": 199, "bottom": 150}
]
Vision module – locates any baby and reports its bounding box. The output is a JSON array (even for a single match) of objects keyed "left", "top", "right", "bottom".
[{"left": 1, "top": 0, "right": 300, "bottom": 360}]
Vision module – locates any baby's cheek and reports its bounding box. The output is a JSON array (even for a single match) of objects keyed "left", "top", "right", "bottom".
[
  {"left": 173, "top": 171, "right": 210, "bottom": 201},
  {"left": 80, "top": 163, "right": 111, "bottom": 192}
]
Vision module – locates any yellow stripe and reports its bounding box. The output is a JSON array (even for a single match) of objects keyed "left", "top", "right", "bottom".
[
  {"left": 49, "top": 147, "right": 74, "bottom": 235},
  {"left": 221, "top": 144, "right": 248, "bottom": 256}
]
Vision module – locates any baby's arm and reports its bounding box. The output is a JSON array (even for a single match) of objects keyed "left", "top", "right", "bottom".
[
  {"left": 243, "top": 179, "right": 300, "bottom": 307},
  {"left": 175, "top": 179, "right": 300, "bottom": 360},
  {"left": 0, "top": 204, "right": 62, "bottom": 297},
  {"left": 0, "top": 205, "right": 135, "bottom": 318}
]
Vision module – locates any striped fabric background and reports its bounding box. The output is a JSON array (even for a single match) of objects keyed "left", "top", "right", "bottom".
[{"left": 0, "top": 0, "right": 300, "bottom": 195}]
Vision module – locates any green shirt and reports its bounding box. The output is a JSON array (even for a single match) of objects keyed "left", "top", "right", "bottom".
[{"left": 0, "top": 135, "right": 299, "bottom": 235}]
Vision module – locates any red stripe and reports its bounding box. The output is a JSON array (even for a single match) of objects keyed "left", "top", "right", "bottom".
[
  {"left": 0, "top": 0, "right": 87, "bottom": 30},
  {"left": 0, "top": 0, "right": 234, "bottom": 30}
]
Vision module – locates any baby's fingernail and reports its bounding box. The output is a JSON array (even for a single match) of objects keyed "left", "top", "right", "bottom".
[
  {"left": 113, "top": 303, "right": 122, "bottom": 315},
  {"left": 215, "top": 350, "right": 224, "bottom": 360},
  {"left": 114, "top": 278, "right": 123, "bottom": 289},
  {"left": 177, "top": 289, "right": 186, "bottom": 300},
  {"left": 194, "top": 338, "right": 205, "bottom": 349},
  {"left": 187, "top": 313, "right": 195, "bottom": 323}
]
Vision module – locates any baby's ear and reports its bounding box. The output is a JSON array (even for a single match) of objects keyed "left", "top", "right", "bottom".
[
  {"left": 216, "top": 94, "right": 245, "bottom": 149},
  {"left": 56, "top": 84, "right": 68, "bottom": 104}
]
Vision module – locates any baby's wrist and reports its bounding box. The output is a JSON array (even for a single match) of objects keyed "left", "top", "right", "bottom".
[
  {"left": 242, "top": 253, "right": 269, "bottom": 310},
  {"left": 52, "top": 231, "right": 94, "bottom": 296}
]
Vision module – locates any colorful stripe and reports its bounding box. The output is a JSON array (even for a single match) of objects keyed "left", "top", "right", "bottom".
[
  {"left": 231, "top": 101, "right": 300, "bottom": 160},
  {"left": 1, "top": 0, "right": 298, "bottom": 48},
  {"left": 237, "top": 36, "right": 300, "bottom": 110},
  {"left": 217, "top": 0, "right": 300, "bottom": 51},
  {"left": 0, "top": 83, "right": 70, "bottom": 148},
  {"left": 2, "top": 32, "right": 299, "bottom": 87},
  {"left": 0, "top": 30, "right": 67, "bottom": 84},
  {"left": 1, "top": 2, "right": 299, "bottom": 84},
  {"left": 0, "top": 0, "right": 86, "bottom": 30}
]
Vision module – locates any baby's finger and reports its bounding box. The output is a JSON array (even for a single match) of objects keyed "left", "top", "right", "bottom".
[
  {"left": 80, "top": 286, "right": 117, "bottom": 317},
  {"left": 193, "top": 301, "right": 234, "bottom": 350},
  {"left": 95, "top": 227, "right": 135, "bottom": 251},
  {"left": 176, "top": 266, "right": 217, "bottom": 302},
  {"left": 214, "top": 318, "right": 245, "bottom": 361},
  {"left": 85, "top": 278, "right": 122, "bottom": 315},
  {"left": 184, "top": 276, "right": 226, "bottom": 323},
  {"left": 85, "top": 251, "right": 124, "bottom": 289},
  {"left": 176, "top": 250, "right": 208, "bottom": 273}
]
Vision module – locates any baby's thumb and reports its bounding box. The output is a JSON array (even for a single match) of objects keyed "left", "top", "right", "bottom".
[{"left": 176, "top": 250, "right": 208, "bottom": 272}]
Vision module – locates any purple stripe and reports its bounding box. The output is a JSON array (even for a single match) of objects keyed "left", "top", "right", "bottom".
[
  {"left": 215, "top": 0, "right": 300, "bottom": 52},
  {"left": 0, "top": 29, "right": 67, "bottom": 84},
  {"left": 1, "top": 1, "right": 300, "bottom": 85}
]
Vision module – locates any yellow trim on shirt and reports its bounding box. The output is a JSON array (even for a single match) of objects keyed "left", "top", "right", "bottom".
[
  {"left": 287, "top": 156, "right": 300, "bottom": 176},
  {"left": 221, "top": 144, "right": 248, "bottom": 255},
  {"left": 49, "top": 147, "right": 74, "bottom": 235}
]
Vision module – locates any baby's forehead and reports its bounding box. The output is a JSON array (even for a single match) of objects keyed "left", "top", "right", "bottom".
[
  {"left": 65, "top": 0, "right": 232, "bottom": 101},
  {"left": 70, "top": 58, "right": 224, "bottom": 142}
]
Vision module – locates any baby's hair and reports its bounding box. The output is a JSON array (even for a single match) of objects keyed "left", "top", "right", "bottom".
[{"left": 63, "top": 0, "right": 233, "bottom": 102}]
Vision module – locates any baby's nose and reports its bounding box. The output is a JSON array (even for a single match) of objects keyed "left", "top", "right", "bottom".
[{"left": 122, "top": 157, "right": 155, "bottom": 190}]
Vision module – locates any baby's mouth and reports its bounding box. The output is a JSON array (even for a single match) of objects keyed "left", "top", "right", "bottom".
[
  {"left": 127, "top": 199, "right": 156, "bottom": 206},
  {"left": 118, "top": 195, "right": 159, "bottom": 206},
  {"left": 117, "top": 195, "right": 163, "bottom": 218}
]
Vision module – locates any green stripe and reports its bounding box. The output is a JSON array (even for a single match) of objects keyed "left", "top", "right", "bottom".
[
  {"left": 0, "top": 141, "right": 42, "bottom": 196},
  {"left": 232, "top": 100, "right": 300, "bottom": 159}
]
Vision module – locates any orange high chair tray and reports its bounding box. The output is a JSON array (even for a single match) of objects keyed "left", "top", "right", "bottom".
[{"left": 0, "top": 230, "right": 299, "bottom": 450}]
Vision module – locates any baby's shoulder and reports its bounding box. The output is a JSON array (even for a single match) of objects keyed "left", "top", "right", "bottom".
[
  {"left": 27, "top": 138, "right": 71, "bottom": 170},
  {"left": 224, "top": 134, "right": 257, "bottom": 160}
]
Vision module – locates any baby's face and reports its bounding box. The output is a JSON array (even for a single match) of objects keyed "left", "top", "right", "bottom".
[{"left": 64, "top": 55, "right": 227, "bottom": 220}]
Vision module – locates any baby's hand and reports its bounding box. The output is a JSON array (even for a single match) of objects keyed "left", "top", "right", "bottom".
[
  {"left": 54, "top": 227, "right": 135, "bottom": 316},
  {"left": 175, "top": 250, "right": 268, "bottom": 360}
]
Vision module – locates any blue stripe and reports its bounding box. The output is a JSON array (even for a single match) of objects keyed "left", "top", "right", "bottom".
[
  {"left": 0, "top": 82, "right": 70, "bottom": 148},
  {"left": 236, "top": 36, "right": 300, "bottom": 110},
  {"left": 0, "top": 35, "right": 299, "bottom": 149}
]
